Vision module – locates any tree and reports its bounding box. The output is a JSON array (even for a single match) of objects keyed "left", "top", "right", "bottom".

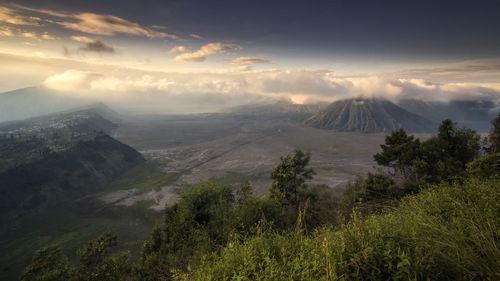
[
  {"left": 20, "top": 246, "right": 75, "bottom": 281},
  {"left": 21, "top": 233, "right": 132, "bottom": 281},
  {"left": 76, "top": 232, "right": 132, "bottom": 281},
  {"left": 139, "top": 181, "right": 283, "bottom": 280},
  {"left": 421, "top": 119, "right": 481, "bottom": 182},
  {"left": 270, "top": 149, "right": 315, "bottom": 210},
  {"left": 489, "top": 113, "right": 500, "bottom": 153},
  {"left": 374, "top": 128, "right": 422, "bottom": 179}
]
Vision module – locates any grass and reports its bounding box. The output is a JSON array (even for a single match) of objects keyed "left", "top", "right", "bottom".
[{"left": 177, "top": 177, "right": 500, "bottom": 281}]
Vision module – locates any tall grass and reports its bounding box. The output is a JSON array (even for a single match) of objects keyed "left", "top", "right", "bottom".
[{"left": 176, "top": 178, "right": 500, "bottom": 281}]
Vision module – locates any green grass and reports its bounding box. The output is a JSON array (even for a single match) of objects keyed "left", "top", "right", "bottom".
[{"left": 177, "top": 177, "right": 500, "bottom": 281}]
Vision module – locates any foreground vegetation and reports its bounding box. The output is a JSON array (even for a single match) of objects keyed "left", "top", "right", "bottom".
[
  {"left": 179, "top": 178, "right": 499, "bottom": 280},
  {"left": 19, "top": 116, "right": 500, "bottom": 280}
]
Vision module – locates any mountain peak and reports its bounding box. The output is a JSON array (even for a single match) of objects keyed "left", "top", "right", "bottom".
[{"left": 304, "top": 98, "right": 435, "bottom": 133}]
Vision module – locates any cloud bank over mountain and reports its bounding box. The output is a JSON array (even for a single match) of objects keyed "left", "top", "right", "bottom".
[{"left": 38, "top": 67, "right": 500, "bottom": 114}]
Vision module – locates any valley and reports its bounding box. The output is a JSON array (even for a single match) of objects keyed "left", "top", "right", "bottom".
[
  {"left": 0, "top": 97, "right": 493, "bottom": 280},
  {"left": 108, "top": 114, "right": 387, "bottom": 210}
]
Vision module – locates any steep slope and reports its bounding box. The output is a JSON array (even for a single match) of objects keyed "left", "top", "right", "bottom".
[
  {"left": 304, "top": 98, "right": 435, "bottom": 133},
  {"left": 0, "top": 86, "right": 93, "bottom": 122},
  {"left": 0, "top": 110, "right": 144, "bottom": 213}
]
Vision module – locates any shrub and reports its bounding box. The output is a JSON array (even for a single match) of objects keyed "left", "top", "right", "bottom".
[
  {"left": 178, "top": 178, "right": 500, "bottom": 281},
  {"left": 467, "top": 153, "right": 500, "bottom": 178}
]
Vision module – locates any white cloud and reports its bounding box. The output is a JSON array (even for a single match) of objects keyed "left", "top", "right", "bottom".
[
  {"left": 174, "top": 43, "right": 242, "bottom": 62},
  {"left": 41, "top": 68, "right": 500, "bottom": 113},
  {"left": 43, "top": 70, "right": 103, "bottom": 92}
]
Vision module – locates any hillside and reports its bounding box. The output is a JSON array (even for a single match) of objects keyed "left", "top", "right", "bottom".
[
  {"left": 398, "top": 99, "right": 495, "bottom": 131},
  {"left": 0, "top": 133, "right": 144, "bottom": 213},
  {"left": 304, "top": 98, "right": 435, "bottom": 133},
  {"left": 0, "top": 87, "right": 93, "bottom": 122},
  {"left": 0, "top": 108, "right": 144, "bottom": 213}
]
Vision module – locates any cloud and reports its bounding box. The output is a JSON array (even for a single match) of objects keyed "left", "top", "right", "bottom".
[
  {"left": 43, "top": 69, "right": 103, "bottom": 92},
  {"left": 79, "top": 40, "right": 115, "bottom": 54},
  {"left": 41, "top": 68, "right": 500, "bottom": 113},
  {"left": 19, "top": 31, "right": 38, "bottom": 39},
  {"left": 60, "top": 13, "right": 175, "bottom": 38},
  {"left": 170, "top": 45, "right": 189, "bottom": 53},
  {"left": 231, "top": 56, "right": 272, "bottom": 66},
  {"left": 0, "top": 5, "right": 40, "bottom": 25},
  {"left": 70, "top": 35, "right": 115, "bottom": 54},
  {"left": 40, "top": 32, "right": 56, "bottom": 40},
  {"left": 15, "top": 5, "right": 176, "bottom": 39},
  {"left": 0, "top": 26, "right": 14, "bottom": 37},
  {"left": 190, "top": 34, "right": 203, "bottom": 40},
  {"left": 71, "top": 35, "right": 95, "bottom": 43},
  {"left": 174, "top": 43, "right": 242, "bottom": 62}
]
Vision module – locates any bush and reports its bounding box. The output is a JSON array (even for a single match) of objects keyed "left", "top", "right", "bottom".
[
  {"left": 340, "top": 173, "right": 400, "bottom": 216},
  {"left": 467, "top": 153, "right": 500, "bottom": 178},
  {"left": 178, "top": 178, "right": 500, "bottom": 281},
  {"left": 139, "top": 181, "right": 285, "bottom": 280}
]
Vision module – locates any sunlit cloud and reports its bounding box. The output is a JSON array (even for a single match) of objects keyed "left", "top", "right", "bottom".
[
  {"left": 19, "top": 31, "right": 38, "bottom": 39},
  {"left": 41, "top": 68, "right": 500, "bottom": 112},
  {"left": 15, "top": 5, "right": 176, "bottom": 39},
  {"left": 231, "top": 56, "right": 272, "bottom": 66},
  {"left": 43, "top": 69, "right": 103, "bottom": 92},
  {"left": 71, "top": 35, "right": 95, "bottom": 43},
  {"left": 0, "top": 26, "right": 14, "bottom": 37},
  {"left": 61, "top": 13, "right": 174, "bottom": 38},
  {"left": 170, "top": 46, "right": 189, "bottom": 53},
  {"left": 0, "top": 5, "right": 41, "bottom": 25},
  {"left": 174, "top": 43, "right": 242, "bottom": 62},
  {"left": 40, "top": 32, "right": 56, "bottom": 40}
]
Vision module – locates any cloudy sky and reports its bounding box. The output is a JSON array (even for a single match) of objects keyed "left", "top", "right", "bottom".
[{"left": 0, "top": 0, "right": 499, "bottom": 112}]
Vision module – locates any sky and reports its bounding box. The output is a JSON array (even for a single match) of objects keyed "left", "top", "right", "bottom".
[{"left": 0, "top": 0, "right": 499, "bottom": 112}]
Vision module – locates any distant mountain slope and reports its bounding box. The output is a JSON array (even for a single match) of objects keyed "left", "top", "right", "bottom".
[
  {"left": 0, "top": 103, "right": 119, "bottom": 135},
  {"left": 398, "top": 99, "right": 495, "bottom": 131},
  {"left": 0, "top": 86, "right": 93, "bottom": 122},
  {"left": 0, "top": 111, "right": 144, "bottom": 213},
  {"left": 304, "top": 98, "right": 435, "bottom": 133}
]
